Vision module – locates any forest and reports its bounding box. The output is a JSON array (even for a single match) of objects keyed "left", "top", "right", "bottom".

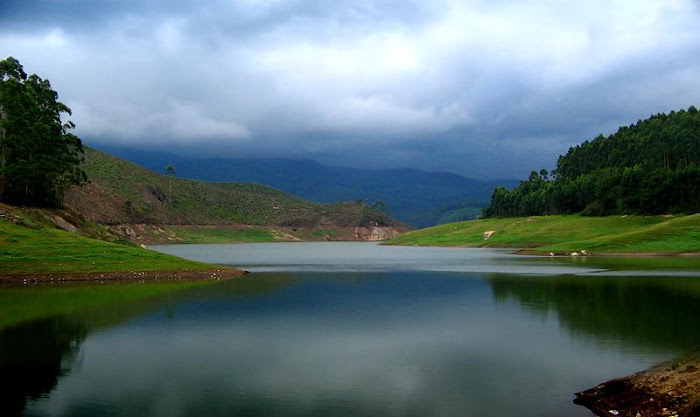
[{"left": 483, "top": 107, "right": 700, "bottom": 217}]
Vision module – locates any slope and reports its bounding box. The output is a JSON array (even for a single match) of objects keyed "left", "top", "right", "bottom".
[
  {"left": 0, "top": 203, "right": 237, "bottom": 280},
  {"left": 484, "top": 106, "right": 700, "bottom": 217},
  {"left": 385, "top": 214, "right": 700, "bottom": 255},
  {"left": 63, "top": 148, "right": 401, "bottom": 243},
  {"left": 96, "top": 145, "right": 517, "bottom": 227}
]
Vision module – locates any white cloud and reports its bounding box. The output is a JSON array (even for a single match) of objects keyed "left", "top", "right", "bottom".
[{"left": 1, "top": 0, "right": 699, "bottom": 176}]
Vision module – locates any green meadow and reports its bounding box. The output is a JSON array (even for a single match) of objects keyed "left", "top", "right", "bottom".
[
  {"left": 386, "top": 214, "right": 700, "bottom": 254},
  {"left": 0, "top": 217, "right": 216, "bottom": 277},
  {"left": 161, "top": 226, "right": 279, "bottom": 244}
]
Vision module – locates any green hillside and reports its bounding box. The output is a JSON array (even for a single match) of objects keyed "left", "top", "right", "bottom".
[
  {"left": 98, "top": 145, "right": 517, "bottom": 228},
  {"left": 386, "top": 214, "right": 700, "bottom": 254},
  {"left": 484, "top": 107, "right": 700, "bottom": 217},
  {"left": 59, "top": 148, "right": 401, "bottom": 243},
  {"left": 0, "top": 203, "right": 227, "bottom": 279},
  {"left": 66, "top": 148, "right": 396, "bottom": 228}
]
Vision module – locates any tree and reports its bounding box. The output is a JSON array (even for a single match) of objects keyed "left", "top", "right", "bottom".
[
  {"left": 483, "top": 106, "right": 700, "bottom": 218},
  {"left": 165, "top": 163, "right": 175, "bottom": 200},
  {"left": 0, "top": 57, "right": 85, "bottom": 207},
  {"left": 371, "top": 200, "right": 389, "bottom": 213}
]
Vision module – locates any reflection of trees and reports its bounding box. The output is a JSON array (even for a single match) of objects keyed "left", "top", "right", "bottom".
[
  {"left": 0, "top": 275, "right": 298, "bottom": 415},
  {"left": 0, "top": 317, "right": 87, "bottom": 416},
  {"left": 489, "top": 274, "right": 700, "bottom": 351}
]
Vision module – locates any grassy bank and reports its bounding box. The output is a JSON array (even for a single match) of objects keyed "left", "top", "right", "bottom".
[
  {"left": 386, "top": 214, "right": 700, "bottom": 254},
  {"left": 0, "top": 211, "right": 227, "bottom": 277}
]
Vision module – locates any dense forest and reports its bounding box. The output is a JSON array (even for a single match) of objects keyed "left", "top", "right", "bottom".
[{"left": 484, "top": 107, "right": 700, "bottom": 217}]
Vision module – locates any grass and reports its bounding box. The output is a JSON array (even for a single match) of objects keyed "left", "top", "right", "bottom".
[
  {"left": 164, "top": 225, "right": 279, "bottom": 243},
  {"left": 386, "top": 214, "right": 700, "bottom": 254},
  {"left": 65, "top": 148, "right": 397, "bottom": 230},
  {"left": 0, "top": 215, "right": 217, "bottom": 276}
]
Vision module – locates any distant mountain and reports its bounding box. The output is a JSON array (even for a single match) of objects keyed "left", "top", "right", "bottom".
[
  {"left": 97, "top": 145, "right": 518, "bottom": 227},
  {"left": 67, "top": 148, "right": 399, "bottom": 232}
]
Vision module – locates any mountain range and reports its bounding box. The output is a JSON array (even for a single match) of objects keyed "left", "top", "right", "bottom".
[{"left": 97, "top": 145, "right": 517, "bottom": 227}]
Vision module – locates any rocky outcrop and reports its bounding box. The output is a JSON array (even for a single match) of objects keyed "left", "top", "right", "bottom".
[
  {"left": 51, "top": 215, "right": 78, "bottom": 233},
  {"left": 352, "top": 226, "right": 402, "bottom": 241},
  {"left": 574, "top": 348, "right": 700, "bottom": 417}
]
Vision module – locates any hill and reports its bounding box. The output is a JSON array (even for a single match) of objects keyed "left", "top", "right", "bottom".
[
  {"left": 385, "top": 214, "right": 700, "bottom": 255},
  {"left": 96, "top": 145, "right": 517, "bottom": 227},
  {"left": 0, "top": 203, "right": 240, "bottom": 281},
  {"left": 63, "top": 148, "right": 402, "bottom": 243},
  {"left": 484, "top": 106, "right": 700, "bottom": 217}
]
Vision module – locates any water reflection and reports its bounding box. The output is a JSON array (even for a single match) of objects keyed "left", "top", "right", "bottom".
[
  {"left": 0, "top": 317, "right": 87, "bottom": 416},
  {"left": 0, "top": 277, "right": 298, "bottom": 417},
  {"left": 489, "top": 274, "right": 700, "bottom": 351},
  {"left": 8, "top": 272, "right": 699, "bottom": 417},
  {"left": 4, "top": 243, "right": 700, "bottom": 417}
]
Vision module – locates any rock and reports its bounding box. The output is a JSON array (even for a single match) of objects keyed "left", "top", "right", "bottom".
[
  {"left": 52, "top": 215, "right": 78, "bottom": 233},
  {"left": 574, "top": 348, "right": 700, "bottom": 417},
  {"left": 352, "top": 226, "right": 401, "bottom": 241},
  {"left": 571, "top": 252, "right": 580, "bottom": 256}
]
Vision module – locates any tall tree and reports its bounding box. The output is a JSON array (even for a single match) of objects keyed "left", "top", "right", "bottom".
[
  {"left": 165, "top": 163, "right": 175, "bottom": 200},
  {"left": 0, "top": 57, "right": 86, "bottom": 207}
]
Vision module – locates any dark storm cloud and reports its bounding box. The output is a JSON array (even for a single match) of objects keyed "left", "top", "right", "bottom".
[{"left": 2, "top": 0, "right": 699, "bottom": 177}]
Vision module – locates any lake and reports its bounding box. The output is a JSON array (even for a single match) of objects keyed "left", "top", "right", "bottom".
[{"left": 3, "top": 242, "right": 700, "bottom": 416}]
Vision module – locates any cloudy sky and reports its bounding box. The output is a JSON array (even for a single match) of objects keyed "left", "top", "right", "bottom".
[{"left": 2, "top": 0, "right": 699, "bottom": 178}]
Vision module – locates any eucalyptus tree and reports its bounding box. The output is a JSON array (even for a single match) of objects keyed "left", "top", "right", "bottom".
[{"left": 0, "top": 57, "right": 86, "bottom": 207}]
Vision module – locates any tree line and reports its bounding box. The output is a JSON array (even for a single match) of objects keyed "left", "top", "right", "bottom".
[
  {"left": 484, "top": 107, "right": 700, "bottom": 217},
  {"left": 0, "top": 57, "right": 86, "bottom": 207}
]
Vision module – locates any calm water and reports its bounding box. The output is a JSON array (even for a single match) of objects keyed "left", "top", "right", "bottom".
[{"left": 3, "top": 243, "right": 700, "bottom": 417}]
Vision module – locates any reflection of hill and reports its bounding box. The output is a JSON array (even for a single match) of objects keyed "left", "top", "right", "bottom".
[
  {"left": 188, "top": 274, "right": 300, "bottom": 299},
  {"left": 0, "top": 275, "right": 297, "bottom": 415},
  {"left": 489, "top": 274, "right": 700, "bottom": 351}
]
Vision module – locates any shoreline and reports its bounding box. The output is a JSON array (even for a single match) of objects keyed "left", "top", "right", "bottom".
[
  {"left": 0, "top": 267, "right": 248, "bottom": 285},
  {"left": 515, "top": 248, "right": 700, "bottom": 257},
  {"left": 385, "top": 242, "right": 700, "bottom": 257},
  {"left": 574, "top": 348, "right": 700, "bottom": 416}
]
